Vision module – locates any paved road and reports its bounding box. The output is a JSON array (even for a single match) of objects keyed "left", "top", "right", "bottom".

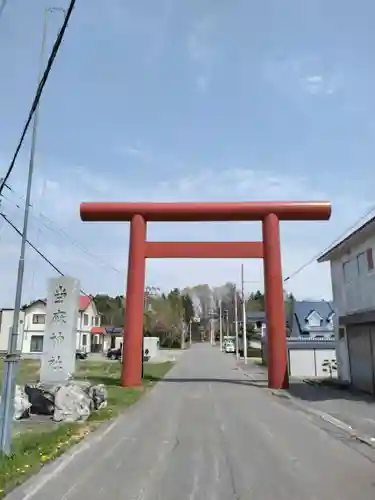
[{"left": 8, "top": 344, "right": 375, "bottom": 500}]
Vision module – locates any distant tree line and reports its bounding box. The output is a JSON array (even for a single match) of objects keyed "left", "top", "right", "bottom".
[{"left": 93, "top": 284, "right": 295, "bottom": 348}]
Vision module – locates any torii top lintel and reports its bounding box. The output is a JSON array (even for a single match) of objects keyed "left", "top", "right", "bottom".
[{"left": 80, "top": 201, "right": 331, "bottom": 222}]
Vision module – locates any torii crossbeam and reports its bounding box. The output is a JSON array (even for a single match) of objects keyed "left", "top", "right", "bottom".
[{"left": 80, "top": 201, "right": 331, "bottom": 390}]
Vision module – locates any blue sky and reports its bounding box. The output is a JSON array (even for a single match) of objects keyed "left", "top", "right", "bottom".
[{"left": 0, "top": 0, "right": 374, "bottom": 306}]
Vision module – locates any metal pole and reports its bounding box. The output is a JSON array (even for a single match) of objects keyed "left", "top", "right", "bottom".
[
  {"left": 141, "top": 336, "right": 144, "bottom": 378},
  {"left": 0, "top": 7, "right": 65, "bottom": 455},
  {"left": 219, "top": 300, "right": 223, "bottom": 351},
  {"left": 234, "top": 287, "right": 239, "bottom": 359},
  {"left": 241, "top": 264, "right": 248, "bottom": 365},
  {"left": 189, "top": 319, "right": 192, "bottom": 346}
]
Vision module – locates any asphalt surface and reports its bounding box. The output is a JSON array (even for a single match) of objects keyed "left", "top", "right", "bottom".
[{"left": 8, "top": 344, "right": 375, "bottom": 500}]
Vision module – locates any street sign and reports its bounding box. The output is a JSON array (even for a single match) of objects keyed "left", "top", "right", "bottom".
[{"left": 40, "top": 276, "right": 80, "bottom": 384}]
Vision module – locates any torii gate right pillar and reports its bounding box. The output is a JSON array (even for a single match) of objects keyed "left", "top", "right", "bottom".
[{"left": 263, "top": 213, "right": 288, "bottom": 389}]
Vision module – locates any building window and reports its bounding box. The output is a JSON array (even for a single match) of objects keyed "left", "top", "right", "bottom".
[
  {"left": 32, "top": 314, "right": 45, "bottom": 324},
  {"left": 30, "top": 335, "right": 43, "bottom": 352},
  {"left": 83, "top": 314, "right": 89, "bottom": 326},
  {"left": 82, "top": 334, "right": 87, "bottom": 346},
  {"left": 95, "top": 316, "right": 100, "bottom": 326},
  {"left": 338, "top": 327, "right": 345, "bottom": 340},
  {"left": 357, "top": 252, "right": 368, "bottom": 275},
  {"left": 367, "top": 248, "right": 374, "bottom": 271},
  {"left": 343, "top": 258, "right": 358, "bottom": 283}
]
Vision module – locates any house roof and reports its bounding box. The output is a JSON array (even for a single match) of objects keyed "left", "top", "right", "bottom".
[
  {"left": 246, "top": 311, "right": 266, "bottom": 322},
  {"left": 317, "top": 214, "right": 375, "bottom": 263},
  {"left": 79, "top": 295, "right": 92, "bottom": 311},
  {"left": 294, "top": 300, "right": 335, "bottom": 332},
  {"left": 104, "top": 327, "right": 123, "bottom": 335},
  {"left": 246, "top": 311, "right": 289, "bottom": 322},
  {"left": 23, "top": 295, "right": 93, "bottom": 311}
]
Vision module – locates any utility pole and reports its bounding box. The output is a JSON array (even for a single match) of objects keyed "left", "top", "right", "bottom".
[
  {"left": 241, "top": 264, "right": 248, "bottom": 365},
  {"left": 234, "top": 286, "right": 239, "bottom": 359},
  {"left": 0, "top": 7, "right": 66, "bottom": 456},
  {"left": 219, "top": 299, "right": 223, "bottom": 351},
  {"left": 225, "top": 309, "right": 229, "bottom": 337}
]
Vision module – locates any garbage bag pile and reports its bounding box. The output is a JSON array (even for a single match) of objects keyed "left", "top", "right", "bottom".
[{"left": 11, "top": 381, "right": 108, "bottom": 423}]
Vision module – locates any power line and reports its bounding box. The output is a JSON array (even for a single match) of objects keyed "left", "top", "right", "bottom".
[
  {"left": 0, "top": 212, "right": 89, "bottom": 296},
  {"left": 0, "top": 0, "right": 76, "bottom": 196},
  {"left": 1, "top": 190, "right": 122, "bottom": 273},
  {"left": 0, "top": 0, "right": 8, "bottom": 20},
  {"left": 284, "top": 203, "right": 375, "bottom": 282}
]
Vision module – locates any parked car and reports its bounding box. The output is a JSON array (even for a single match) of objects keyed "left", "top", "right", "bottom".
[
  {"left": 225, "top": 340, "right": 235, "bottom": 354},
  {"left": 76, "top": 349, "right": 88, "bottom": 360},
  {"left": 107, "top": 347, "right": 122, "bottom": 360},
  {"left": 107, "top": 347, "right": 151, "bottom": 362}
]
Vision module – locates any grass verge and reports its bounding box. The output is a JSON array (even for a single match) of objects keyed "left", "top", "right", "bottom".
[{"left": 0, "top": 359, "right": 173, "bottom": 497}]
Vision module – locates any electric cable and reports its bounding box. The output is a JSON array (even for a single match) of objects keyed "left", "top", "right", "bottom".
[
  {"left": 0, "top": 0, "right": 8, "bottom": 20},
  {"left": 0, "top": 0, "right": 76, "bottom": 195},
  {"left": 0, "top": 212, "right": 89, "bottom": 296},
  {"left": 284, "top": 203, "right": 375, "bottom": 282},
  {"left": 1, "top": 190, "right": 122, "bottom": 273}
]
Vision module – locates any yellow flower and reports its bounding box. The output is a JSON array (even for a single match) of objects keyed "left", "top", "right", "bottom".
[{"left": 40, "top": 455, "right": 49, "bottom": 463}]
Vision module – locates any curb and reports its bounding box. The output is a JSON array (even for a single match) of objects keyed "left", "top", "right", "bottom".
[
  {"left": 270, "top": 388, "right": 375, "bottom": 448},
  {"left": 237, "top": 366, "right": 375, "bottom": 449}
]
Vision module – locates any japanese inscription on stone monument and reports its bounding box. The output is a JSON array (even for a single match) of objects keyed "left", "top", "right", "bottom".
[{"left": 40, "top": 276, "right": 80, "bottom": 383}]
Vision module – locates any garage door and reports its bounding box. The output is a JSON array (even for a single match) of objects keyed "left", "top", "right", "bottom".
[{"left": 347, "top": 324, "right": 375, "bottom": 394}]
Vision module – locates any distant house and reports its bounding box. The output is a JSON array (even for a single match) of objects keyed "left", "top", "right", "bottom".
[
  {"left": 0, "top": 295, "right": 104, "bottom": 355},
  {"left": 103, "top": 327, "right": 123, "bottom": 352},
  {"left": 290, "top": 300, "right": 335, "bottom": 340},
  {"left": 246, "top": 311, "right": 290, "bottom": 338},
  {"left": 246, "top": 311, "right": 267, "bottom": 337},
  {"left": 318, "top": 214, "right": 375, "bottom": 394}
]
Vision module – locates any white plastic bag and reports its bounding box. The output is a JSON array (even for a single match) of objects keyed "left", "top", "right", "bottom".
[{"left": 14, "top": 385, "right": 32, "bottom": 420}]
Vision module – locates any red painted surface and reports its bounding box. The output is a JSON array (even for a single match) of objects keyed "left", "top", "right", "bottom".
[
  {"left": 80, "top": 201, "right": 331, "bottom": 222},
  {"left": 262, "top": 213, "right": 289, "bottom": 389},
  {"left": 122, "top": 214, "right": 147, "bottom": 387},
  {"left": 90, "top": 327, "right": 105, "bottom": 334},
  {"left": 79, "top": 295, "right": 91, "bottom": 311},
  {"left": 80, "top": 200, "right": 332, "bottom": 389},
  {"left": 145, "top": 242, "right": 263, "bottom": 259}
]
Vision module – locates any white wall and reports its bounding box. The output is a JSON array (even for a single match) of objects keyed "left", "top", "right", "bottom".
[
  {"left": 0, "top": 309, "right": 25, "bottom": 351},
  {"left": 289, "top": 348, "right": 337, "bottom": 378},
  {"left": 329, "top": 233, "right": 375, "bottom": 382},
  {"left": 1, "top": 298, "right": 101, "bottom": 354},
  {"left": 330, "top": 235, "right": 375, "bottom": 316},
  {"left": 144, "top": 337, "right": 160, "bottom": 359},
  {"left": 77, "top": 302, "right": 98, "bottom": 353},
  {"left": 23, "top": 302, "right": 47, "bottom": 353}
]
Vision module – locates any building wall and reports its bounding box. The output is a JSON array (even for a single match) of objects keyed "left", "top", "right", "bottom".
[
  {"left": 23, "top": 303, "right": 48, "bottom": 353},
  {"left": 330, "top": 235, "right": 375, "bottom": 316},
  {"left": 0, "top": 309, "right": 25, "bottom": 352},
  {"left": 329, "top": 234, "right": 375, "bottom": 384},
  {"left": 77, "top": 301, "right": 101, "bottom": 352},
  {"left": 1, "top": 300, "right": 101, "bottom": 354}
]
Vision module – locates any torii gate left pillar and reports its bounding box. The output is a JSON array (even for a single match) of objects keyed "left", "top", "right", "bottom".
[{"left": 80, "top": 201, "right": 331, "bottom": 390}]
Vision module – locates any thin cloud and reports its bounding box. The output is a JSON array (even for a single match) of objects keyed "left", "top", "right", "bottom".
[
  {"left": 186, "top": 16, "right": 218, "bottom": 92},
  {"left": 263, "top": 55, "right": 342, "bottom": 97}
]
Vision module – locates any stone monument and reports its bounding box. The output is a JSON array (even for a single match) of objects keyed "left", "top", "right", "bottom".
[{"left": 40, "top": 276, "right": 80, "bottom": 384}]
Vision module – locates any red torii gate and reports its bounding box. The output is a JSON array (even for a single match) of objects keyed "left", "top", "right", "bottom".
[{"left": 80, "top": 201, "right": 331, "bottom": 390}]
